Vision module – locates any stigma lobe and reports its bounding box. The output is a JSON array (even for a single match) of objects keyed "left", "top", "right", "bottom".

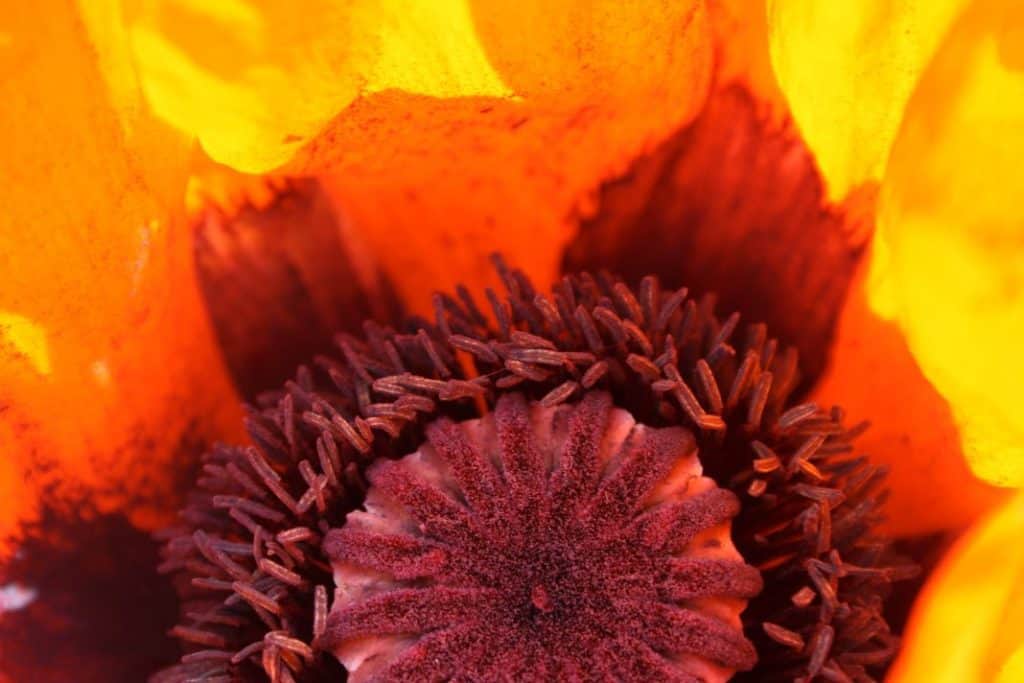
[{"left": 322, "top": 391, "right": 762, "bottom": 682}]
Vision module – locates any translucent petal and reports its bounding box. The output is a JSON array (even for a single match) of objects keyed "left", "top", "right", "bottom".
[
  {"left": 307, "top": 0, "right": 714, "bottom": 313},
  {"left": 869, "top": 0, "right": 1024, "bottom": 486},
  {"left": 0, "top": 1, "right": 242, "bottom": 549},
  {"left": 127, "top": 0, "right": 513, "bottom": 172},
  {"left": 813, "top": 260, "right": 1007, "bottom": 536},
  {"left": 768, "top": 0, "right": 968, "bottom": 199},
  {"left": 892, "top": 491, "right": 1024, "bottom": 682}
]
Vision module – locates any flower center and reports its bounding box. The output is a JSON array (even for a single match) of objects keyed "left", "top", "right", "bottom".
[{"left": 321, "top": 391, "right": 762, "bottom": 682}]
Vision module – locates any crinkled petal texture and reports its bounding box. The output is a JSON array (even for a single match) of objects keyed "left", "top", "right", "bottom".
[
  {"left": 892, "top": 490, "right": 1024, "bottom": 682},
  {"left": 768, "top": 0, "right": 969, "bottom": 200},
  {"left": 868, "top": 0, "right": 1024, "bottom": 487},
  {"left": 127, "top": 0, "right": 713, "bottom": 311},
  {"left": 0, "top": 0, "right": 242, "bottom": 548}
]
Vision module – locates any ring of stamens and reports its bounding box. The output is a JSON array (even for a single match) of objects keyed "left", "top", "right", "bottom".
[{"left": 157, "top": 259, "right": 910, "bottom": 683}]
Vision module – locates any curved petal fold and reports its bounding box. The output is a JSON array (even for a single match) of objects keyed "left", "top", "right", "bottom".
[
  {"left": 0, "top": 0, "right": 241, "bottom": 549},
  {"left": 768, "top": 0, "right": 968, "bottom": 199},
  {"left": 125, "top": 1, "right": 714, "bottom": 309},
  {"left": 891, "top": 490, "right": 1024, "bottom": 682},
  {"left": 127, "top": 0, "right": 513, "bottom": 172},
  {"left": 870, "top": 0, "right": 1024, "bottom": 487},
  {"left": 813, "top": 260, "right": 1007, "bottom": 536}
]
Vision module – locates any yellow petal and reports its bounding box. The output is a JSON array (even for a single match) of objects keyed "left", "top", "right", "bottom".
[
  {"left": 127, "top": 0, "right": 512, "bottom": 173},
  {"left": 891, "top": 490, "right": 1024, "bottom": 682},
  {"left": 768, "top": 0, "right": 968, "bottom": 200},
  {"left": 0, "top": 0, "right": 242, "bottom": 548},
  {"left": 869, "top": 0, "right": 1024, "bottom": 486}
]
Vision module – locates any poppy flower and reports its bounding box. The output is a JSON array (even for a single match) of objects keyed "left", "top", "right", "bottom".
[{"left": 0, "top": 0, "right": 1020, "bottom": 681}]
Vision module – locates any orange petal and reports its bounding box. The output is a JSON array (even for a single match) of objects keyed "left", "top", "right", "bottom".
[
  {"left": 0, "top": 1, "right": 242, "bottom": 550},
  {"left": 768, "top": 0, "right": 969, "bottom": 200},
  {"left": 869, "top": 0, "right": 1024, "bottom": 487},
  {"left": 123, "top": 1, "right": 713, "bottom": 308},
  {"left": 812, "top": 257, "right": 1007, "bottom": 536},
  {"left": 302, "top": 0, "right": 713, "bottom": 313},
  {"left": 890, "top": 489, "right": 1024, "bottom": 682}
]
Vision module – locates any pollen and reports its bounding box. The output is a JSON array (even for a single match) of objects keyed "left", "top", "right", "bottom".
[{"left": 322, "top": 391, "right": 762, "bottom": 681}]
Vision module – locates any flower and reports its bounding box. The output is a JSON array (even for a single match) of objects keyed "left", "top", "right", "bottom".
[{"left": 0, "top": 0, "right": 1021, "bottom": 681}]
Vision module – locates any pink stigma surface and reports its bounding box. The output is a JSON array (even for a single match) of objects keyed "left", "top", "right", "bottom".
[{"left": 322, "top": 392, "right": 763, "bottom": 682}]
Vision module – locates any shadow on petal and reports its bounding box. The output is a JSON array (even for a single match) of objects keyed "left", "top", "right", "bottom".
[
  {"left": 0, "top": 502, "right": 179, "bottom": 681},
  {"left": 563, "top": 86, "right": 867, "bottom": 387},
  {"left": 194, "top": 177, "right": 401, "bottom": 400}
]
